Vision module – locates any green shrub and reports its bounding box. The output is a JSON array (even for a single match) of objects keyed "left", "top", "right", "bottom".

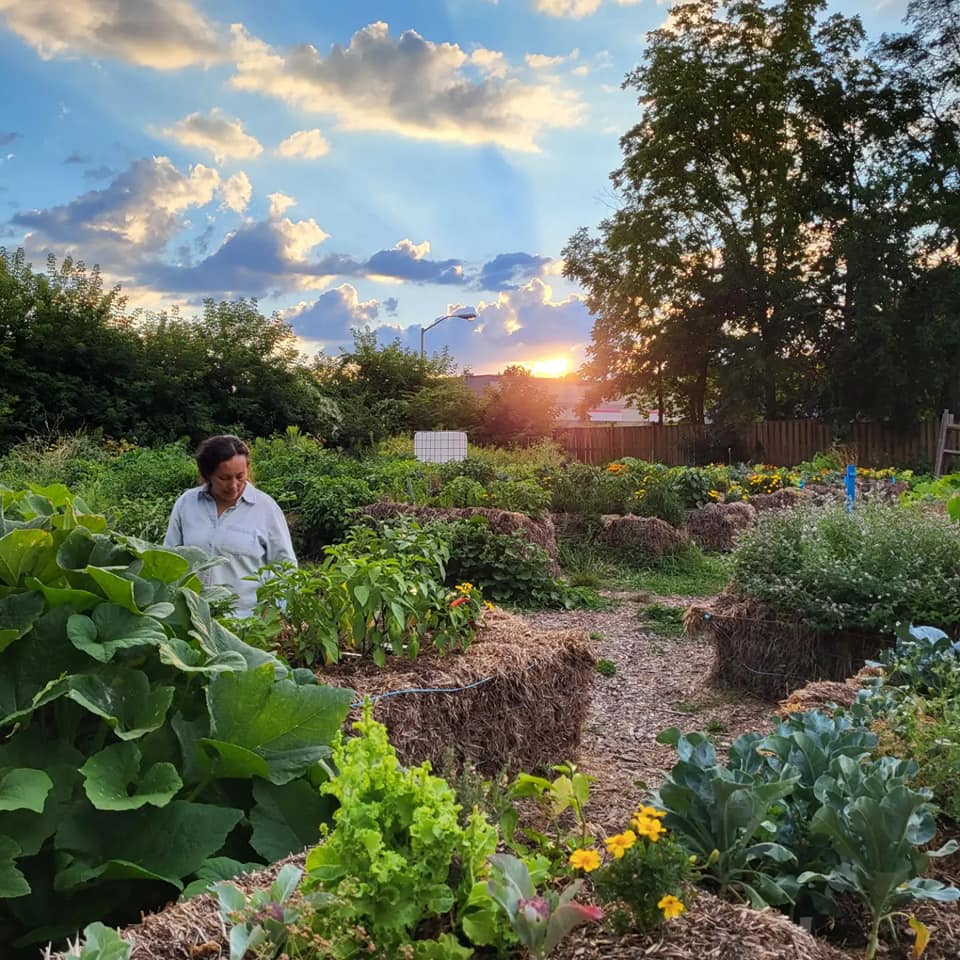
[
  {"left": 248, "top": 429, "right": 338, "bottom": 509},
  {"left": 439, "top": 517, "right": 579, "bottom": 609},
  {"left": 628, "top": 479, "right": 686, "bottom": 527},
  {"left": 297, "top": 475, "right": 376, "bottom": 553},
  {"left": 485, "top": 479, "right": 551, "bottom": 517},
  {"left": 88, "top": 443, "right": 195, "bottom": 502},
  {"left": 550, "top": 463, "right": 634, "bottom": 515},
  {"left": 103, "top": 495, "right": 174, "bottom": 542},
  {"left": 730, "top": 502, "right": 960, "bottom": 632},
  {"left": 0, "top": 484, "right": 353, "bottom": 949},
  {"left": 436, "top": 475, "right": 488, "bottom": 508}
]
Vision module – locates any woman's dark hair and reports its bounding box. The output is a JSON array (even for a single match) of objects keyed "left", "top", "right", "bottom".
[{"left": 195, "top": 435, "right": 250, "bottom": 480}]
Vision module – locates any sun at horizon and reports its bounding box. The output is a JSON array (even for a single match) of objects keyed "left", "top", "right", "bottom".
[{"left": 527, "top": 355, "right": 572, "bottom": 378}]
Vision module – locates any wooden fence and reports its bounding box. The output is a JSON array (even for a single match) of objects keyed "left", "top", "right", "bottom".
[{"left": 553, "top": 418, "right": 942, "bottom": 468}]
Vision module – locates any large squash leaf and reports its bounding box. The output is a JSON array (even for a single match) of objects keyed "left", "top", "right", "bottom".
[
  {"left": 67, "top": 667, "right": 175, "bottom": 740},
  {"left": 0, "top": 837, "right": 29, "bottom": 898},
  {"left": 55, "top": 800, "right": 243, "bottom": 891},
  {"left": 0, "top": 768, "right": 53, "bottom": 813},
  {"left": 80, "top": 742, "right": 182, "bottom": 811},
  {"left": 0, "top": 589, "right": 45, "bottom": 653},
  {"left": 0, "top": 528, "right": 53, "bottom": 586},
  {"left": 249, "top": 779, "right": 335, "bottom": 861},
  {"left": 203, "top": 664, "right": 354, "bottom": 784},
  {"left": 66, "top": 604, "right": 167, "bottom": 663}
]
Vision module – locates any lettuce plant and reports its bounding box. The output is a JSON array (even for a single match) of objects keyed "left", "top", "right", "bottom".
[{"left": 0, "top": 484, "right": 353, "bottom": 950}]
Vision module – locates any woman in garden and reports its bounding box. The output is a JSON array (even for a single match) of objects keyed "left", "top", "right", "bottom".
[{"left": 164, "top": 434, "right": 297, "bottom": 616}]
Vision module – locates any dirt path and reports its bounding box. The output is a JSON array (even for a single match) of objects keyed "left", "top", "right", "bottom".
[{"left": 520, "top": 591, "right": 776, "bottom": 834}]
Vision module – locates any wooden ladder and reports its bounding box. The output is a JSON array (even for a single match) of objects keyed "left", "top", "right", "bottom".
[{"left": 935, "top": 409, "right": 960, "bottom": 477}]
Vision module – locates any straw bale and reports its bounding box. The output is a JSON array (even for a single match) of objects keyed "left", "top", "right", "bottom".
[
  {"left": 776, "top": 678, "right": 863, "bottom": 717},
  {"left": 685, "top": 501, "right": 758, "bottom": 551},
  {"left": 317, "top": 607, "right": 595, "bottom": 776},
  {"left": 690, "top": 592, "right": 890, "bottom": 699},
  {"left": 750, "top": 487, "right": 810, "bottom": 512},
  {"left": 601, "top": 515, "right": 689, "bottom": 560},
  {"left": 362, "top": 501, "right": 560, "bottom": 574}
]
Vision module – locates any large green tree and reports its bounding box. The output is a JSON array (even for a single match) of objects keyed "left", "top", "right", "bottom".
[{"left": 564, "top": 0, "right": 950, "bottom": 425}]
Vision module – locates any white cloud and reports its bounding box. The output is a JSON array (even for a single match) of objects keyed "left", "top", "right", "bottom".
[
  {"left": 534, "top": 0, "right": 641, "bottom": 17},
  {"left": 276, "top": 128, "right": 331, "bottom": 159},
  {"left": 284, "top": 284, "right": 383, "bottom": 342},
  {"left": 526, "top": 52, "right": 566, "bottom": 69},
  {"left": 11, "top": 156, "right": 220, "bottom": 260},
  {"left": 395, "top": 238, "right": 431, "bottom": 260},
  {"left": 220, "top": 171, "right": 252, "bottom": 213},
  {"left": 471, "top": 47, "right": 508, "bottom": 78},
  {"left": 268, "top": 192, "right": 296, "bottom": 219},
  {"left": 164, "top": 109, "right": 263, "bottom": 164},
  {"left": 228, "top": 21, "right": 583, "bottom": 152},
  {"left": 0, "top": 0, "right": 223, "bottom": 69}
]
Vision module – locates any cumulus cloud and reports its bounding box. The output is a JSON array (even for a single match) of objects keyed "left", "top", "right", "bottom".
[
  {"left": 228, "top": 21, "right": 583, "bottom": 152},
  {"left": 364, "top": 239, "right": 465, "bottom": 284},
  {"left": 220, "top": 171, "right": 252, "bottom": 213},
  {"left": 534, "top": 0, "right": 641, "bottom": 17},
  {"left": 268, "top": 192, "right": 297, "bottom": 218},
  {"left": 470, "top": 47, "right": 508, "bottom": 78},
  {"left": 140, "top": 214, "right": 331, "bottom": 297},
  {"left": 477, "top": 252, "right": 554, "bottom": 291},
  {"left": 276, "top": 128, "right": 330, "bottom": 159},
  {"left": 11, "top": 156, "right": 221, "bottom": 260},
  {"left": 0, "top": 0, "right": 224, "bottom": 69},
  {"left": 164, "top": 109, "right": 263, "bottom": 164},
  {"left": 367, "top": 278, "right": 593, "bottom": 372},
  {"left": 283, "top": 284, "right": 382, "bottom": 342}
]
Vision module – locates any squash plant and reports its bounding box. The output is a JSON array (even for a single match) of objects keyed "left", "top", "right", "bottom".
[{"left": 0, "top": 484, "right": 354, "bottom": 951}]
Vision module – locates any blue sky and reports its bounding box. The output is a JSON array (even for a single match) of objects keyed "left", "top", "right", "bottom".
[{"left": 0, "top": 0, "right": 910, "bottom": 375}]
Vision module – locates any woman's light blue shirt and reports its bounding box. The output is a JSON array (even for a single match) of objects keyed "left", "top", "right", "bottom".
[{"left": 163, "top": 482, "right": 297, "bottom": 616}]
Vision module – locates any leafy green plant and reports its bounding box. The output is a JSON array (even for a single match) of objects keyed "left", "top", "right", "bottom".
[
  {"left": 297, "top": 475, "right": 375, "bottom": 553},
  {"left": 0, "top": 484, "right": 354, "bottom": 949},
  {"left": 596, "top": 658, "right": 617, "bottom": 677},
  {"left": 639, "top": 603, "right": 685, "bottom": 637},
  {"left": 652, "top": 729, "right": 800, "bottom": 907},
  {"left": 486, "top": 853, "right": 603, "bottom": 959},
  {"left": 435, "top": 476, "right": 488, "bottom": 508},
  {"left": 730, "top": 502, "right": 960, "bottom": 632},
  {"left": 215, "top": 863, "right": 304, "bottom": 960},
  {"left": 485, "top": 480, "right": 551, "bottom": 517},
  {"left": 59, "top": 922, "right": 131, "bottom": 960},
  {"left": 798, "top": 756, "right": 959, "bottom": 960},
  {"left": 303, "top": 703, "right": 498, "bottom": 956}
]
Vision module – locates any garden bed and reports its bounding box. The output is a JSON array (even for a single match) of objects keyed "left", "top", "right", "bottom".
[
  {"left": 317, "top": 607, "right": 596, "bottom": 775},
  {"left": 684, "top": 593, "right": 892, "bottom": 698}
]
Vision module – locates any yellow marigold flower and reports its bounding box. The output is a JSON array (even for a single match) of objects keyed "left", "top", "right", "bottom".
[
  {"left": 658, "top": 894, "right": 685, "bottom": 920},
  {"left": 569, "top": 848, "right": 601, "bottom": 872},
  {"left": 633, "top": 815, "right": 667, "bottom": 842},
  {"left": 604, "top": 830, "right": 636, "bottom": 859},
  {"left": 636, "top": 805, "right": 666, "bottom": 819}
]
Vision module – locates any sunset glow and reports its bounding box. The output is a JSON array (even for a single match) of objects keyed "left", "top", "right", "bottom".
[{"left": 528, "top": 356, "right": 572, "bottom": 377}]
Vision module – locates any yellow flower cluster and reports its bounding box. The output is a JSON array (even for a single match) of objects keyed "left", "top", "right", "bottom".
[
  {"left": 604, "top": 830, "right": 637, "bottom": 859},
  {"left": 568, "top": 847, "right": 601, "bottom": 872},
  {"left": 455, "top": 582, "right": 474, "bottom": 594},
  {"left": 707, "top": 489, "right": 722, "bottom": 500},
  {"left": 631, "top": 805, "right": 667, "bottom": 842},
  {"left": 657, "top": 894, "right": 685, "bottom": 919}
]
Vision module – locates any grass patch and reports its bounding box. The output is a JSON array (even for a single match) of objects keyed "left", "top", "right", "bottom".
[
  {"left": 616, "top": 548, "right": 731, "bottom": 597},
  {"left": 557, "top": 543, "right": 618, "bottom": 588},
  {"left": 639, "top": 603, "right": 685, "bottom": 637},
  {"left": 596, "top": 658, "right": 617, "bottom": 677}
]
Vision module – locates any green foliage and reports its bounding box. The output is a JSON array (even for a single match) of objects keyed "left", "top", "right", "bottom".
[
  {"left": 596, "top": 658, "right": 617, "bottom": 677},
  {"left": 617, "top": 546, "right": 731, "bottom": 597},
  {"left": 257, "top": 521, "right": 482, "bottom": 667},
  {"left": 549, "top": 463, "right": 634, "bottom": 515},
  {"left": 797, "top": 756, "right": 958, "bottom": 960},
  {"left": 303, "top": 703, "right": 498, "bottom": 955},
  {"left": 297, "top": 475, "right": 375, "bottom": 553},
  {"left": 730, "top": 502, "right": 960, "bottom": 632},
  {"left": 639, "top": 604, "right": 684, "bottom": 637},
  {"left": 63, "top": 922, "right": 131, "bottom": 960},
  {"left": 473, "top": 367, "right": 560, "bottom": 448},
  {"left": 439, "top": 517, "right": 586, "bottom": 609},
  {"left": 589, "top": 813, "right": 694, "bottom": 935},
  {"left": 248, "top": 429, "right": 338, "bottom": 509},
  {"left": 436, "top": 476, "right": 488, "bottom": 508},
  {"left": 628, "top": 479, "right": 686, "bottom": 527},
  {"left": 0, "top": 485, "right": 353, "bottom": 948},
  {"left": 485, "top": 479, "right": 551, "bottom": 517},
  {"left": 486, "top": 853, "right": 603, "bottom": 959}
]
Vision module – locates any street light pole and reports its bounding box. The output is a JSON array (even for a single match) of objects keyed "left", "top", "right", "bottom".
[{"left": 420, "top": 306, "right": 478, "bottom": 360}]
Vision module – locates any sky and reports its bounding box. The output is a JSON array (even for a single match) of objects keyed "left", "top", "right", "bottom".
[{"left": 0, "top": 0, "right": 911, "bottom": 376}]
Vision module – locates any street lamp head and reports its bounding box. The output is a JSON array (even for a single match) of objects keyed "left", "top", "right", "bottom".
[{"left": 449, "top": 306, "right": 477, "bottom": 321}]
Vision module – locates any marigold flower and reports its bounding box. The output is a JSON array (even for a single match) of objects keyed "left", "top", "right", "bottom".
[
  {"left": 633, "top": 815, "right": 667, "bottom": 842},
  {"left": 636, "top": 805, "right": 666, "bottom": 820},
  {"left": 657, "top": 894, "right": 685, "bottom": 920},
  {"left": 569, "top": 848, "right": 602, "bottom": 872},
  {"left": 604, "top": 830, "right": 636, "bottom": 859}
]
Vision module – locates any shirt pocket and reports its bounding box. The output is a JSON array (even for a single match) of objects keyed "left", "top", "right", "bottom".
[{"left": 217, "top": 527, "right": 263, "bottom": 561}]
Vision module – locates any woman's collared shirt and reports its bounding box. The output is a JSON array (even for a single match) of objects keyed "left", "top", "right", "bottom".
[{"left": 163, "top": 481, "right": 296, "bottom": 616}]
